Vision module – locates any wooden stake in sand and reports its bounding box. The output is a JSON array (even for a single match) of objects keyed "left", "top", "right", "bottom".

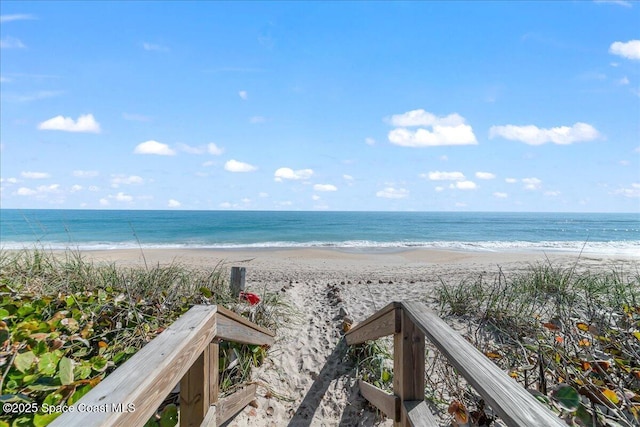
[{"left": 230, "top": 266, "right": 246, "bottom": 297}]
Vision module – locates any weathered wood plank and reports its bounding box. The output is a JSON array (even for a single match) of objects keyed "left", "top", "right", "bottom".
[
  {"left": 216, "top": 384, "right": 258, "bottom": 425},
  {"left": 230, "top": 266, "right": 246, "bottom": 297},
  {"left": 402, "top": 301, "right": 565, "bottom": 427},
  {"left": 49, "top": 305, "right": 218, "bottom": 427},
  {"left": 209, "top": 342, "right": 219, "bottom": 406},
  {"left": 217, "top": 305, "right": 276, "bottom": 337},
  {"left": 180, "top": 344, "right": 210, "bottom": 426},
  {"left": 394, "top": 308, "right": 425, "bottom": 427},
  {"left": 216, "top": 307, "right": 275, "bottom": 346},
  {"left": 403, "top": 400, "right": 439, "bottom": 427},
  {"left": 200, "top": 406, "right": 216, "bottom": 427},
  {"left": 345, "top": 308, "right": 398, "bottom": 345},
  {"left": 345, "top": 302, "right": 401, "bottom": 344},
  {"left": 358, "top": 379, "right": 399, "bottom": 421}
]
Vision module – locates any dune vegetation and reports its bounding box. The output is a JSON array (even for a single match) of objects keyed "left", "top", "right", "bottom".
[{"left": 0, "top": 249, "right": 286, "bottom": 427}]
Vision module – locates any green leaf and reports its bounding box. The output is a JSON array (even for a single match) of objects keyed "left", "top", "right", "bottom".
[
  {"left": 10, "top": 415, "right": 33, "bottom": 427},
  {"left": 74, "top": 361, "right": 92, "bottom": 380},
  {"left": 159, "top": 403, "right": 178, "bottom": 427},
  {"left": 90, "top": 355, "right": 108, "bottom": 372},
  {"left": 68, "top": 384, "right": 92, "bottom": 405},
  {"left": 551, "top": 384, "right": 580, "bottom": 412},
  {"left": 14, "top": 351, "right": 36, "bottom": 373},
  {"left": 33, "top": 412, "right": 61, "bottom": 427},
  {"left": 0, "top": 308, "right": 9, "bottom": 319},
  {"left": 38, "top": 351, "right": 61, "bottom": 376},
  {"left": 59, "top": 357, "right": 74, "bottom": 385},
  {"left": 199, "top": 287, "right": 212, "bottom": 298},
  {"left": 43, "top": 392, "right": 63, "bottom": 406}
]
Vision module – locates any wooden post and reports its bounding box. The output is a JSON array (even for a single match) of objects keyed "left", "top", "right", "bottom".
[
  {"left": 180, "top": 346, "right": 210, "bottom": 426},
  {"left": 210, "top": 342, "right": 219, "bottom": 406},
  {"left": 230, "top": 267, "right": 246, "bottom": 297},
  {"left": 393, "top": 308, "right": 425, "bottom": 426}
]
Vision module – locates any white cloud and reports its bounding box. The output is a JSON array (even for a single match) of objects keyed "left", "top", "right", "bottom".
[
  {"left": 5, "top": 90, "right": 64, "bottom": 103},
  {"left": 249, "top": 116, "right": 266, "bottom": 124},
  {"left": 609, "top": 40, "right": 640, "bottom": 60},
  {"left": 388, "top": 110, "right": 465, "bottom": 127},
  {"left": 274, "top": 167, "right": 313, "bottom": 181},
  {"left": 493, "top": 192, "right": 508, "bottom": 199},
  {"left": 142, "top": 42, "right": 168, "bottom": 52},
  {"left": 455, "top": 180, "right": 477, "bottom": 190},
  {"left": 387, "top": 110, "right": 477, "bottom": 147},
  {"left": 0, "top": 177, "right": 18, "bottom": 184},
  {"left": 544, "top": 191, "right": 561, "bottom": 197},
  {"left": 0, "top": 76, "right": 10, "bottom": 83},
  {"left": 73, "top": 170, "right": 99, "bottom": 178},
  {"left": 219, "top": 202, "right": 232, "bottom": 209},
  {"left": 168, "top": 199, "right": 181, "bottom": 208},
  {"left": 21, "top": 171, "right": 50, "bottom": 179},
  {"left": 489, "top": 122, "right": 600, "bottom": 145},
  {"left": 0, "top": 37, "right": 26, "bottom": 49},
  {"left": 343, "top": 174, "right": 354, "bottom": 181},
  {"left": 435, "top": 186, "right": 444, "bottom": 192},
  {"left": 38, "top": 114, "right": 101, "bottom": 133},
  {"left": 224, "top": 159, "right": 257, "bottom": 172},
  {"left": 618, "top": 76, "right": 630, "bottom": 85},
  {"left": 0, "top": 14, "right": 36, "bottom": 23},
  {"left": 113, "top": 192, "right": 133, "bottom": 202},
  {"left": 475, "top": 172, "right": 496, "bottom": 180},
  {"left": 365, "top": 137, "right": 376, "bottom": 146},
  {"left": 388, "top": 125, "right": 477, "bottom": 147},
  {"left": 376, "top": 187, "right": 409, "bottom": 199},
  {"left": 239, "top": 90, "right": 248, "bottom": 100},
  {"left": 312, "top": 194, "right": 320, "bottom": 201},
  {"left": 259, "top": 192, "right": 269, "bottom": 198},
  {"left": 16, "top": 187, "right": 36, "bottom": 196},
  {"left": 111, "top": 175, "right": 144, "bottom": 187},
  {"left": 99, "top": 198, "right": 109, "bottom": 206},
  {"left": 208, "top": 143, "right": 224, "bottom": 155},
  {"left": 522, "top": 177, "right": 542, "bottom": 190},
  {"left": 122, "top": 113, "right": 152, "bottom": 122},
  {"left": 70, "top": 185, "right": 83, "bottom": 192},
  {"left": 202, "top": 161, "right": 215, "bottom": 167},
  {"left": 134, "top": 140, "right": 176, "bottom": 156},
  {"left": 612, "top": 183, "right": 640, "bottom": 198},
  {"left": 505, "top": 178, "right": 518, "bottom": 184},
  {"left": 313, "top": 184, "right": 337, "bottom": 192},
  {"left": 88, "top": 186, "right": 100, "bottom": 192},
  {"left": 425, "top": 171, "right": 465, "bottom": 181}
]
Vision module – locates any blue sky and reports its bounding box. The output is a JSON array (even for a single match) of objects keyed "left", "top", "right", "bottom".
[{"left": 1, "top": 1, "right": 639, "bottom": 212}]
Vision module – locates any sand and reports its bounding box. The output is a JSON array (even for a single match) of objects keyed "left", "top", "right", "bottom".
[{"left": 80, "top": 248, "right": 638, "bottom": 426}]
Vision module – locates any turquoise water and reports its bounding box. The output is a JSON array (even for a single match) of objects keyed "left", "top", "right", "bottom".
[{"left": 0, "top": 209, "right": 638, "bottom": 255}]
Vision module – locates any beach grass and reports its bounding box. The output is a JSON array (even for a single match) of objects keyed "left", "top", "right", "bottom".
[
  {"left": 0, "top": 248, "right": 287, "bottom": 426},
  {"left": 434, "top": 261, "right": 640, "bottom": 426}
]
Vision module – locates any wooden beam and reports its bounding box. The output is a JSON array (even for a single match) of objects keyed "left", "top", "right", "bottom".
[
  {"left": 230, "top": 266, "right": 246, "bottom": 297},
  {"left": 216, "top": 384, "right": 258, "bottom": 425},
  {"left": 402, "top": 400, "right": 439, "bottom": 427},
  {"left": 209, "top": 342, "right": 219, "bottom": 406},
  {"left": 394, "top": 308, "right": 425, "bottom": 427},
  {"left": 345, "top": 308, "right": 399, "bottom": 345},
  {"left": 358, "top": 379, "right": 399, "bottom": 422},
  {"left": 345, "top": 302, "right": 401, "bottom": 344},
  {"left": 49, "top": 305, "right": 218, "bottom": 427},
  {"left": 216, "top": 306, "right": 275, "bottom": 346},
  {"left": 180, "top": 344, "right": 210, "bottom": 426},
  {"left": 402, "top": 301, "right": 565, "bottom": 427},
  {"left": 200, "top": 406, "right": 216, "bottom": 427}
]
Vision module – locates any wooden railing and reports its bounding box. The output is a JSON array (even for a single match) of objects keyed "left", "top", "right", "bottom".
[
  {"left": 345, "top": 301, "right": 565, "bottom": 427},
  {"left": 49, "top": 304, "right": 275, "bottom": 427}
]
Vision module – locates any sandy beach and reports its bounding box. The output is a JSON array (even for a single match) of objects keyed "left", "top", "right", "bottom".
[{"left": 80, "top": 248, "right": 638, "bottom": 426}]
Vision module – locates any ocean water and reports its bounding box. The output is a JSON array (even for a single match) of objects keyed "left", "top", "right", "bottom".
[{"left": 0, "top": 209, "right": 638, "bottom": 256}]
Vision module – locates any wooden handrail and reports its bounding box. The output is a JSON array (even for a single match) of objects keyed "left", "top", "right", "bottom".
[
  {"left": 49, "top": 304, "right": 275, "bottom": 427},
  {"left": 345, "top": 301, "right": 565, "bottom": 427}
]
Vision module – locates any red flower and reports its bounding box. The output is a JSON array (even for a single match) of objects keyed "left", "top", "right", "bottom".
[{"left": 239, "top": 291, "right": 261, "bottom": 305}]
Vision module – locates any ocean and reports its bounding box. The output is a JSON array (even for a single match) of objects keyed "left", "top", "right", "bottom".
[{"left": 0, "top": 209, "right": 638, "bottom": 256}]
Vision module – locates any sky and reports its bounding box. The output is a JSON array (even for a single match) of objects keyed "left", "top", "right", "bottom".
[{"left": 1, "top": 1, "right": 639, "bottom": 212}]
